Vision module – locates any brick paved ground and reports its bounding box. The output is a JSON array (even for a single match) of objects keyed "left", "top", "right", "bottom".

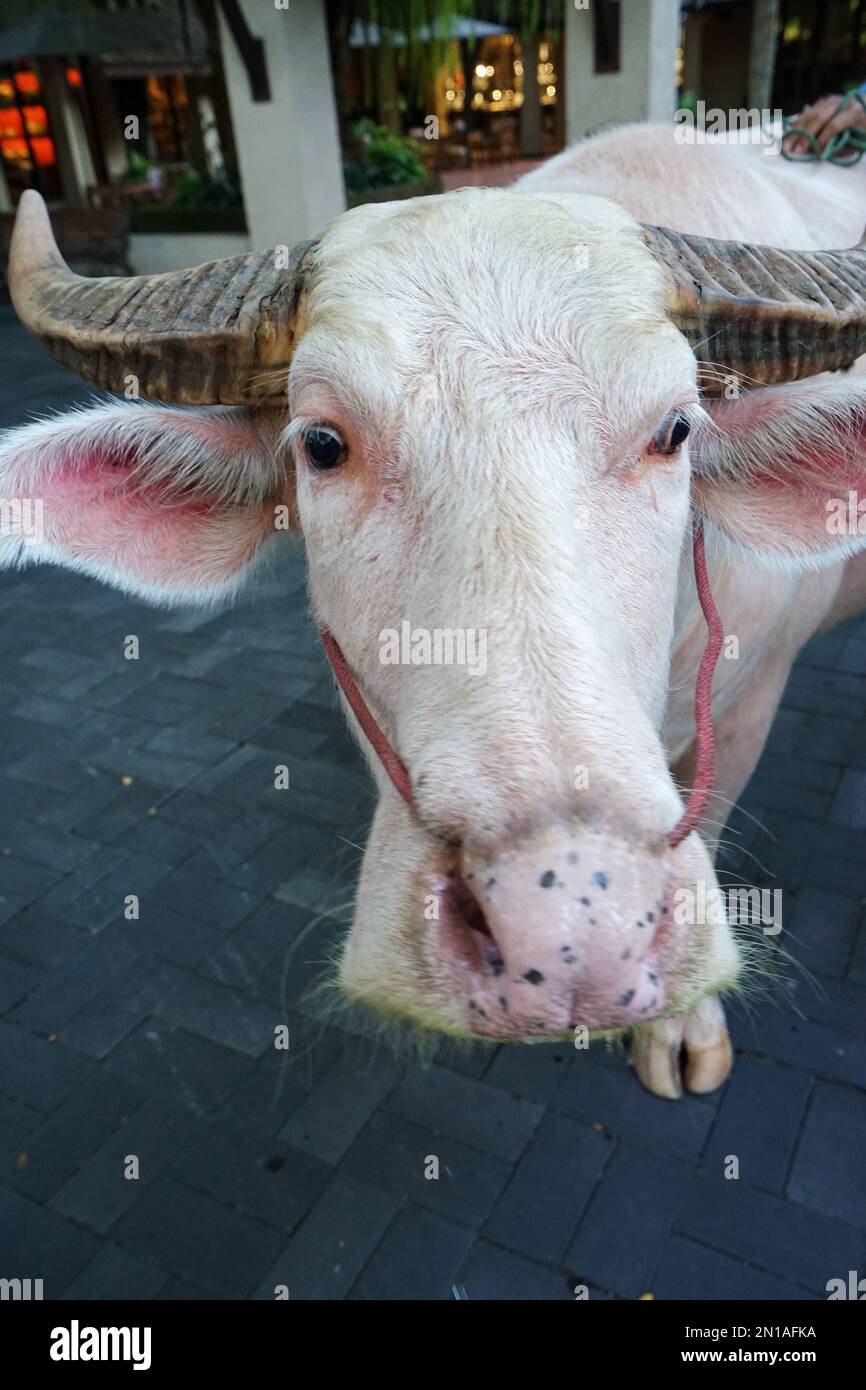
[{"left": 0, "top": 305, "right": 864, "bottom": 1300}]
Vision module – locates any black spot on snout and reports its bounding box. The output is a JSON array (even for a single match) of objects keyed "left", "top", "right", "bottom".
[
  {"left": 618, "top": 989, "right": 635, "bottom": 1007},
  {"left": 593, "top": 871, "right": 609, "bottom": 890},
  {"left": 523, "top": 969, "right": 545, "bottom": 985},
  {"left": 539, "top": 870, "right": 555, "bottom": 888}
]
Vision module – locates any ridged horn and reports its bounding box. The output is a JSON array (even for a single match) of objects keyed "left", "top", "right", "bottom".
[
  {"left": 8, "top": 190, "right": 316, "bottom": 405},
  {"left": 641, "top": 223, "right": 866, "bottom": 394}
]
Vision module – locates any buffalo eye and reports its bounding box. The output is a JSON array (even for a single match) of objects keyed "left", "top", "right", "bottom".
[
  {"left": 303, "top": 425, "right": 346, "bottom": 471},
  {"left": 652, "top": 412, "right": 691, "bottom": 456}
]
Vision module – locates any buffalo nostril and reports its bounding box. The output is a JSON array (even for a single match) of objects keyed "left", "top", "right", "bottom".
[{"left": 449, "top": 871, "right": 492, "bottom": 938}]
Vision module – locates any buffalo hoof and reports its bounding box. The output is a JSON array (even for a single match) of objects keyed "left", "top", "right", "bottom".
[{"left": 629, "top": 994, "right": 733, "bottom": 1100}]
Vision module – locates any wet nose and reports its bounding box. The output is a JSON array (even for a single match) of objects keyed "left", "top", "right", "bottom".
[{"left": 437, "top": 826, "right": 676, "bottom": 1037}]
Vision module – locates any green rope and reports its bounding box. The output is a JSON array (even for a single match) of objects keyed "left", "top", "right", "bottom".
[{"left": 781, "top": 92, "right": 866, "bottom": 165}]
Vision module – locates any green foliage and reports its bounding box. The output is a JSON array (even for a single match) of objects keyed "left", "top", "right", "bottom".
[
  {"left": 342, "top": 117, "right": 427, "bottom": 192},
  {"left": 125, "top": 148, "right": 150, "bottom": 181},
  {"left": 170, "top": 166, "right": 243, "bottom": 209}
]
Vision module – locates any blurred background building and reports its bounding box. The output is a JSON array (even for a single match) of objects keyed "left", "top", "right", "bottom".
[{"left": 0, "top": 0, "right": 857, "bottom": 274}]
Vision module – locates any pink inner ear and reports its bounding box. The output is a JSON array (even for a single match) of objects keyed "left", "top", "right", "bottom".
[
  {"left": 696, "top": 390, "right": 866, "bottom": 557},
  {"left": 38, "top": 443, "right": 270, "bottom": 588}
]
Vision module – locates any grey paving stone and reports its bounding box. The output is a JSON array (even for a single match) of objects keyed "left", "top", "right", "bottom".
[
  {"left": 792, "top": 977, "right": 866, "bottom": 1038},
  {"left": 0, "top": 1020, "right": 94, "bottom": 1112},
  {"left": 342, "top": 1113, "right": 513, "bottom": 1227},
  {"left": 167, "top": 1126, "right": 331, "bottom": 1234},
  {"left": 384, "top": 1063, "right": 543, "bottom": 1163},
  {"left": 652, "top": 1234, "right": 814, "bottom": 1301},
  {"left": 702, "top": 1054, "right": 810, "bottom": 1196},
  {"left": 156, "top": 1278, "right": 211, "bottom": 1299},
  {"left": 483, "top": 1040, "right": 573, "bottom": 1102},
  {"left": 0, "top": 955, "right": 41, "bottom": 1011},
  {"left": 563, "top": 1142, "right": 691, "bottom": 1299},
  {"left": 0, "top": 854, "right": 61, "bottom": 907},
  {"left": 786, "top": 887, "right": 861, "bottom": 981},
  {"left": 850, "top": 917, "right": 866, "bottom": 986},
  {"left": 802, "top": 850, "right": 866, "bottom": 898},
  {"left": 552, "top": 1050, "right": 717, "bottom": 1159},
  {"left": 156, "top": 974, "right": 277, "bottom": 1058},
  {"left": 213, "top": 1024, "right": 346, "bottom": 1139},
  {"left": 50, "top": 1096, "right": 199, "bottom": 1234},
  {"left": 104, "top": 814, "right": 202, "bottom": 868},
  {"left": 787, "top": 1082, "right": 866, "bottom": 1230},
  {"left": 60, "top": 1245, "right": 170, "bottom": 1301},
  {"left": 33, "top": 845, "right": 130, "bottom": 914},
  {"left": 121, "top": 902, "right": 217, "bottom": 969},
  {"left": 0, "top": 1185, "right": 101, "bottom": 1299},
  {"left": 485, "top": 1112, "right": 612, "bottom": 1265},
  {"left": 104, "top": 1021, "right": 251, "bottom": 1115},
  {"left": 49, "top": 853, "right": 170, "bottom": 930},
  {"left": 675, "top": 1168, "right": 864, "bottom": 1295},
  {"left": 201, "top": 897, "right": 331, "bottom": 1005},
  {"left": 0, "top": 908, "right": 92, "bottom": 971},
  {"left": 433, "top": 1036, "right": 498, "bottom": 1080},
  {"left": 176, "top": 810, "right": 287, "bottom": 881},
  {"left": 0, "top": 815, "right": 101, "bottom": 873},
  {"left": 59, "top": 957, "right": 186, "bottom": 1059},
  {"left": 738, "top": 1010, "right": 866, "bottom": 1088},
  {"left": 273, "top": 860, "right": 359, "bottom": 913},
  {"left": 349, "top": 1203, "right": 475, "bottom": 1300},
  {"left": 279, "top": 1050, "right": 405, "bottom": 1163},
  {"left": 0, "top": 1093, "right": 42, "bottom": 1151},
  {"left": 10, "top": 935, "right": 141, "bottom": 1032},
  {"left": 114, "top": 1172, "right": 284, "bottom": 1297},
  {"left": 224, "top": 824, "right": 336, "bottom": 896},
  {"left": 830, "top": 769, "right": 866, "bottom": 828},
  {"left": 457, "top": 1240, "right": 573, "bottom": 1300},
  {"left": 142, "top": 869, "right": 262, "bottom": 932},
  {"left": 6, "top": 1070, "right": 143, "bottom": 1203},
  {"left": 253, "top": 1174, "right": 401, "bottom": 1301}
]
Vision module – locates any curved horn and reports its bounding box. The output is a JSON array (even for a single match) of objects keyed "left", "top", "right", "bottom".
[
  {"left": 642, "top": 223, "right": 866, "bottom": 394},
  {"left": 9, "top": 190, "right": 316, "bottom": 405}
]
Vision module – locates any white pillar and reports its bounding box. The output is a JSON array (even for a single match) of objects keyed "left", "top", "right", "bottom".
[
  {"left": 564, "top": 0, "right": 679, "bottom": 143},
  {"left": 217, "top": 0, "right": 345, "bottom": 250},
  {"left": 748, "top": 0, "right": 780, "bottom": 111},
  {"left": 38, "top": 59, "right": 97, "bottom": 204}
]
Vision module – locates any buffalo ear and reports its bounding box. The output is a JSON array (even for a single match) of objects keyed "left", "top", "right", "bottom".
[
  {"left": 690, "top": 376, "right": 866, "bottom": 566},
  {"left": 0, "top": 400, "right": 295, "bottom": 604}
]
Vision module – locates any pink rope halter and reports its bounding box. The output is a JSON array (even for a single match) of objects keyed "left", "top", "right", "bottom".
[{"left": 319, "top": 519, "right": 723, "bottom": 850}]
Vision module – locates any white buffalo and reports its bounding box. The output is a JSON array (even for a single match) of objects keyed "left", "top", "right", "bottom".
[{"left": 3, "top": 123, "right": 866, "bottom": 1099}]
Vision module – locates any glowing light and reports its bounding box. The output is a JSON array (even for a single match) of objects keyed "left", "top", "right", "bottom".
[
  {"left": 485, "top": 65, "right": 494, "bottom": 76},
  {"left": 475, "top": 64, "right": 486, "bottom": 77},
  {"left": 492, "top": 89, "right": 501, "bottom": 100},
  {"left": 513, "top": 61, "right": 523, "bottom": 76},
  {"left": 546, "top": 85, "right": 556, "bottom": 97},
  {"left": 66, "top": 67, "right": 82, "bottom": 87}
]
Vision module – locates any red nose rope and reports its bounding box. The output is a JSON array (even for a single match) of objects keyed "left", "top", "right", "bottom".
[{"left": 318, "top": 519, "right": 724, "bottom": 850}]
